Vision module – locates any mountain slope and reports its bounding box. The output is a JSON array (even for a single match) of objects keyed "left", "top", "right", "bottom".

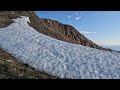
[
  {"left": 0, "top": 16, "right": 120, "bottom": 79},
  {"left": 0, "top": 11, "right": 111, "bottom": 51},
  {"left": 0, "top": 48, "right": 58, "bottom": 79}
]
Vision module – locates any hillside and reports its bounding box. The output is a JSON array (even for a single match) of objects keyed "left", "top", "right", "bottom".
[
  {"left": 0, "top": 16, "right": 120, "bottom": 79},
  {"left": 0, "top": 11, "right": 111, "bottom": 51},
  {"left": 0, "top": 11, "right": 114, "bottom": 79}
]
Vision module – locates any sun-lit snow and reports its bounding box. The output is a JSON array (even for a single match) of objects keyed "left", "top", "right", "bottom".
[{"left": 0, "top": 16, "right": 120, "bottom": 79}]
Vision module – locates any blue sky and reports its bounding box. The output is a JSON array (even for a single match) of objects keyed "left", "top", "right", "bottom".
[{"left": 36, "top": 11, "right": 120, "bottom": 46}]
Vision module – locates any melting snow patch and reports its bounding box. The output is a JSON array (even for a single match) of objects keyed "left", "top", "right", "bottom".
[{"left": 0, "top": 16, "right": 120, "bottom": 79}]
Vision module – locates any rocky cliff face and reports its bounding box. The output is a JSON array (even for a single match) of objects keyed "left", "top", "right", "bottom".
[{"left": 0, "top": 11, "right": 111, "bottom": 51}]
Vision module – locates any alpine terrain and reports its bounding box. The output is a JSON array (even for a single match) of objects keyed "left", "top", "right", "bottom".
[{"left": 0, "top": 11, "right": 119, "bottom": 79}]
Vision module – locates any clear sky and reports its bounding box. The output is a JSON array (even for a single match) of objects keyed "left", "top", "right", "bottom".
[{"left": 36, "top": 11, "right": 120, "bottom": 46}]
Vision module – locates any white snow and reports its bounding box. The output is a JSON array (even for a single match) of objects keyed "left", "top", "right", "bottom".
[{"left": 0, "top": 16, "right": 120, "bottom": 79}]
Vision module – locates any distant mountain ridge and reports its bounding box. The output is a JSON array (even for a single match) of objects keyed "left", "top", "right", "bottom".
[
  {"left": 0, "top": 11, "right": 111, "bottom": 51},
  {"left": 102, "top": 45, "right": 120, "bottom": 51}
]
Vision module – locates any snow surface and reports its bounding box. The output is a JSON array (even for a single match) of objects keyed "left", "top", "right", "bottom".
[{"left": 0, "top": 16, "right": 120, "bottom": 79}]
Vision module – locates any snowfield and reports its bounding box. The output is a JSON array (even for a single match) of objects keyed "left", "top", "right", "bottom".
[{"left": 0, "top": 16, "right": 120, "bottom": 79}]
